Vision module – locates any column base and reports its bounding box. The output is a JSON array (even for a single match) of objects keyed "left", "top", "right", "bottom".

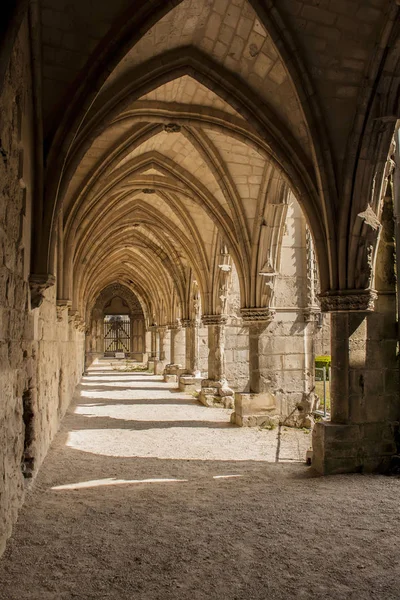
[
  {"left": 199, "top": 379, "right": 234, "bottom": 409},
  {"left": 312, "top": 421, "right": 398, "bottom": 475},
  {"left": 163, "top": 363, "right": 183, "bottom": 382},
  {"left": 231, "top": 392, "right": 278, "bottom": 427},
  {"left": 179, "top": 374, "right": 202, "bottom": 392},
  {"left": 154, "top": 360, "right": 168, "bottom": 375},
  {"left": 147, "top": 358, "right": 156, "bottom": 372}
]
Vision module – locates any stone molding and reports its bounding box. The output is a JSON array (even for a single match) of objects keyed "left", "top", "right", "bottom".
[
  {"left": 240, "top": 307, "right": 275, "bottom": 324},
  {"left": 29, "top": 273, "right": 56, "bottom": 309},
  {"left": 201, "top": 314, "right": 228, "bottom": 326},
  {"left": 181, "top": 319, "right": 196, "bottom": 328},
  {"left": 318, "top": 289, "right": 378, "bottom": 312}
]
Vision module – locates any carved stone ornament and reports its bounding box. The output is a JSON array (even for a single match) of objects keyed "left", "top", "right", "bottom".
[
  {"left": 163, "top": 123, "right": 181, "bottom": 133},
  {"left": 202, "top": 314, "right": 228, "bottom": 326},
  {"left": 240, "top": 307, "right": 275, "bottom": 324},
  {"left": 29, "top": 274, "right": 56, "bottom": 309},
  {"left": 318, "top": 289, "right": 378, "bottom": 313},
  {"left": 303, "top": 307, "right": 321, "bottom": 323},
  {"left": 142, "top": 188, "right": 155, "bottom": 194}
]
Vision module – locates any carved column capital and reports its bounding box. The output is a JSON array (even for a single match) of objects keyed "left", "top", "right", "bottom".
[
  {"left": 202, "top": 314, "right": 228, "bottom": 326},
  {"left": 240, "top": 307, "right": 275, "bottom": 325},
  {"left": 318, "top": 289, "right": 378, "bottom": 312},
  {"left": 181, "top": 319, "right": 196, "bottom": 328},
  {"left": 29, "top": 274, "right": 56, "bottom": 309},
  {"left": 303, "top": 307, "right": 321, "bottom": 323}
]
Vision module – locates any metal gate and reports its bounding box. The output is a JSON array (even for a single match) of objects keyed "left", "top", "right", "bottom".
[{"left": 104, "top": 315, "right": 131, "bottom": 354}]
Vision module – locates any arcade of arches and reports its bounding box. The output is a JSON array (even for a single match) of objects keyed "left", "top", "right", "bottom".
[{"left": 0, "top": 0, "right": 400, "bottom": 562}]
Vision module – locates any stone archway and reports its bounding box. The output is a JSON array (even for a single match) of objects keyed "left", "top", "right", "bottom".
[{"left": 86, "top": 284, "right": 146, "bottom": 364}]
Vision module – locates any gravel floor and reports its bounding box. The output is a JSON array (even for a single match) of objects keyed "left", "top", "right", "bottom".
[{"left": 0, "top": 361, "right": 399, "bottom": 600}]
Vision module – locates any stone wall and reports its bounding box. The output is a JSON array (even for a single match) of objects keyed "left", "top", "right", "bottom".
[{"left": 0, "top": 18, "right": 84, "bottom": 558}]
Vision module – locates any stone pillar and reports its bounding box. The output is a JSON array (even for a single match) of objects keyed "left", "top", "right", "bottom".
[
  {"left": 313, "top": 289, "right": 398, "bottom": 474},
  {"left": 154, "top": 326, "right": 168, "bottom": 374},
  {"left": 85, "top": 307, "right": 103, "bottom": 367},
  {"left": 164, "top": 324, "right": 185, "bottom": 383},
  {"left": 147, "top": 326, "right": 157, "bottom": 372},
  {"left": 144, "top": 329, "right": 151, "bottom": 363},
  {"left": 231, "top": 309, "right": 279, "bottom": 426},
  {"left": 179, "top": 319, "right": 202, "bottom": 392},
  {"left": 199, "top": 315, "right": 234, "bottom": 408}
]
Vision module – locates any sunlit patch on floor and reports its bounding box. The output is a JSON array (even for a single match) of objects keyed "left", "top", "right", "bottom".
[{"left": 51, "top": 477, "right": 188, "bottom": 490}]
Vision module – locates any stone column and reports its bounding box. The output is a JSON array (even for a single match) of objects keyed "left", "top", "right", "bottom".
[
  {"left": 313, "top": 289, "right": 398, "bottom": 474},
  {"left": 154, "top": 326, "right": 168, "bottom": 374},
  {"left": 183, "top": 319, "right": 196, "bottom": 375},
  {"left": 147, "top": 326, "right": 157, "bottom": 372},
  {"left": 231, "top": 309, "right": 279, "bottom": 426},
  {"left": 178, "top": 319, "right": 202, "bottom": 392},
  {"left": 164, "top": 324, "right": 186, "bottom": 382},
  {"left": 144, "top": 329, "right": 151, "bottom": 363},
  {"left": 199, "top": 315, "right": 234, "bottom": 408},
  {"left": 85, "top": 307, "right": 103, "bottom": 367}
]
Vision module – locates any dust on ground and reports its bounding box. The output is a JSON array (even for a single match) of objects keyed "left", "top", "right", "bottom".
[{"left": 0, "top": 361, "right": 399, "bottom": 600}]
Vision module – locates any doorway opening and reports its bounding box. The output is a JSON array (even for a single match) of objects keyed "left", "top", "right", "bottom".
[{"left": 104, "top": 315, "right": 131, "bottom": 355}]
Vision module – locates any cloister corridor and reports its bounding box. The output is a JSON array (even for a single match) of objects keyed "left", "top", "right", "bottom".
[{"left": 0, "top": 360, "right": 398, "bottom": 600}]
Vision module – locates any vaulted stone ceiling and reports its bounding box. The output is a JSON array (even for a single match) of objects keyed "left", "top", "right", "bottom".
[{"left": 27, "top": 0, "right": 398, "bottom": 322}]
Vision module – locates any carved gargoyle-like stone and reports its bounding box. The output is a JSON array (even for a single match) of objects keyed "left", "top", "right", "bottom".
[{"left": 29, "top": 274, "right": 56, "bottom": 309}]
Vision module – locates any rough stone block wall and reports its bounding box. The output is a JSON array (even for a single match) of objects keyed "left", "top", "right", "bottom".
[{"left": 0, "top": 18, "right": 84, "bottom": 558}]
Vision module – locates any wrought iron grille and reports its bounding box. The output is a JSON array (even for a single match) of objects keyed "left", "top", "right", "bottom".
[{"left": 104, "top": 315, "right": 131, "bottom": 353}]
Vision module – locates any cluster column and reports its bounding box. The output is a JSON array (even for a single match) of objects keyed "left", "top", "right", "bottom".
[{"left": 199, "top": 315, "right": 234, "bottom": 408}]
